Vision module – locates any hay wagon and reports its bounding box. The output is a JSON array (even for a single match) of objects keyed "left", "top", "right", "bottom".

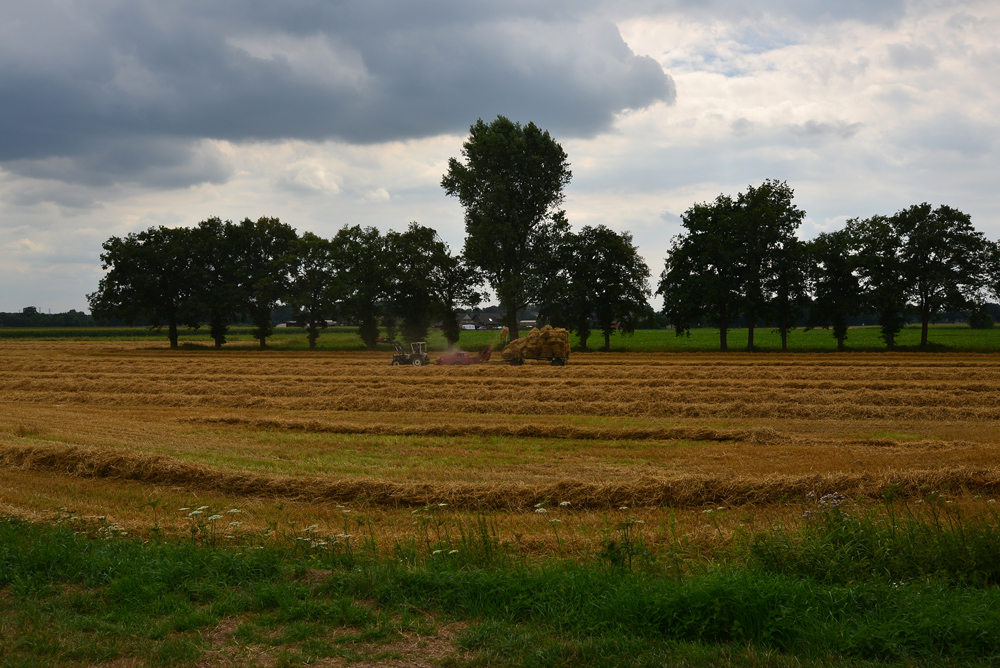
[{"left": 501, "top": 325, "right": 570, "bottom": 366}]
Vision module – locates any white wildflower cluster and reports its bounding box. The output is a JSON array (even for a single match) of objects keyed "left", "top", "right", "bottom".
[{"left": 802, "top": 492, "right": 849, "bottom": 520}]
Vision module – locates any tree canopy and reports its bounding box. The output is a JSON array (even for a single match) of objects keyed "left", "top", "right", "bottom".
[{"left": 87, "top": 226, "right": 200, "bottom": 348}]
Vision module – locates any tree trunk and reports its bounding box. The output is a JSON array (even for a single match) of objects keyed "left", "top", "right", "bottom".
[
  {"left": 921, "top": 308, "right": 930, "bottom": 347},
  {"left": 780, "top": 311, "right": 788, "bottom": 352},
  {"left": 259, "top": 333, "right": 267, "bottom": 350},
  {"left": 210, "top": 317, "right": 227, "bottom": 348},
  {"left": 746, "top": 303, "right": 755, "bottom": 352},
  {"left": 505, "top": 302, "right": 520, "bottom": 341},
  {"left": 837, "top": 335, "right": 845, "bottom": 352},
  {"left": 168, "top": 319, "right": 179, "bottom": 349},
  {"left": 308, "top": 324, "right": 318, "bottom": 350},
  {"left": 719, "top": 302, "right": 728, "bottom": 352},
  {"left": 604, "top": 328, "right": 611, "bottom": 351}
]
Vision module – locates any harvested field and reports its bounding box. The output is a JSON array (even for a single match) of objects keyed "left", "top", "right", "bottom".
[{"left": 2, "top": 340, "right": 1000, "bottom": 551}]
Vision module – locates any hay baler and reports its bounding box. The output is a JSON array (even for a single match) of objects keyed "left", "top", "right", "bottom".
[{"left": 435, "top": 345, "right": 493, "bottom": 365}]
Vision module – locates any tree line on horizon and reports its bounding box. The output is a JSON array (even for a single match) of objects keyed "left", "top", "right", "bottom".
[
  {"left": 84, "top": 116, "right": 1000, "bottom": 353},
  {"left": 88, "top": 116, "right": 653, "bottom": 351},
  {"left": 86, "top": 215, "right": 651, "bottom": 351},
  {"left": 659, "top": 180, "right": 1000, "bottom": 351}
]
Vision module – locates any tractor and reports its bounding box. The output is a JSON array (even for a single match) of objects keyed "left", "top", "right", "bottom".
[{"left": 390, "top": 341, "right": 431, "bottom": 366}]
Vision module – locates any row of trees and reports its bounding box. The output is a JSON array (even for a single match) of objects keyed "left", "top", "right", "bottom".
[
  {"left": 87, "top": 116, "right": 999, "bottom": 354},
  {"left": 88, "top": 218, "right": 482, "bottom": 349},
  {"left": 87, "top": 215, "right": 651, "bottom": 351},
  {"left": 89, "top": 116, "right": 654, "bottom": 352},
  {"left": 659, "top": 181, "right": 1000, "bottom": 351}
]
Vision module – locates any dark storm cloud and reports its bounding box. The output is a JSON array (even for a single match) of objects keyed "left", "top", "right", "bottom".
[{"left": 0, "top": 0, "right": 674, "bottom": 189}]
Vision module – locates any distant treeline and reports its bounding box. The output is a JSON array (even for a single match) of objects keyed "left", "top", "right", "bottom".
[
  {"left": 0, "top": 308, "right": 95, "bottom": 328},
  {"left": 659, "top": 181, "right": 1000, "bottom": 351}
]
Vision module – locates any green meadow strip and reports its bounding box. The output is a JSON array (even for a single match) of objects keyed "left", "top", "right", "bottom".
[{"left": 3, "top": 501, "right": 1000, "bottom": 667}]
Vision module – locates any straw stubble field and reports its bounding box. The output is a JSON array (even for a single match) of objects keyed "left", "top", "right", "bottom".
[{"left": 2, "top": 339, "right": 999, "bottom": 554}]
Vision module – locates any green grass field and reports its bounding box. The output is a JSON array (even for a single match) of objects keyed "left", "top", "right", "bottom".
[
  {"left": 5, "top": 496, "right": 1000, "bottom": 667},
  {"left": 4, "top": 323, "right": 998, "bottom": 353}
]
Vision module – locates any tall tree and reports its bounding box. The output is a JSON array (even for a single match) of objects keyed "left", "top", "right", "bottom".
[
  {"left": 88, "top": 226, "right": 200, "bottom": 349},
  {"left": 847, "top": 215, "right": 907, "bottom": 349},
  {"left": 807, "top": 229, "right": 862, "bottom": 351},
  {"left": 441, "top": 116, "right": 572, "bottom": 340},
  {"left": 734, "top": 180, "right": 806, "bottom": 352},
  {"left": 288, "top": 232, "right": 340, "bottom": 350},
  {"left": 894, "top": 203, "right": 992, "bottom": 347},
  {"left": 334, "top": 225, "right": 390, "bottom": 349},
  {"left": 233, "top": 217, "right": 298, "bottom": 350},
  {"left": 191, "top": 217, "right": 244, "bottom": 348},
  {"left": 657, "top": 195, "right": 741, "bottom": 351}
]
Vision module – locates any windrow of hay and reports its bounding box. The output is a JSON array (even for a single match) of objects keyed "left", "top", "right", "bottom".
[
  {"left": 184, "top": 416, "right": 785, "bottom": 444},
  {"left": 8, "top": 388, "right": 1000, "bottom": 421},
  {"left": 502, "top": 325, "right": 571, "bottom": 359},
  {"left": 5, "top": 441, "right": 1000, "bottom": 510}
]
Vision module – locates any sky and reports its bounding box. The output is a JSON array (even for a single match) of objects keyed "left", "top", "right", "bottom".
[{"left": 1, "top": 0, "right": 998, "bottom": 313}]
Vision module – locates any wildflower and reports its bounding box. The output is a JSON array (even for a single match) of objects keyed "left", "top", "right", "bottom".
[
  {"left": 342, "top": 509, "right": 350, "bottom": 513},
  {"left": 227, "top": 509, "right": 241, "bottom": 514},
  {"left": 229, "top": 521, "right": 243, "bottom": 527},
  {"left": 619, "top": 506, "right": 628, "bottom": 511},
  {"left": 535, "top": 508, "right": 548, "bottom": 514},
  {"left": 188, "top": 510, "right": 203, "bottom": 516},
  {"left": 336, "top": 534, "right": 353, "bottom": 539},
  {"left": 549, "top": 519, "right": 561, "bottom": 524},
  {"left": 207, "top": 514, "right": 223, "bottom": 521},
  {"left": 716, "top": 507, "right": 725, "bottom": 511},
  {"left": 197, "top": 506, "right": 209, "bottom": 511},
  {"left": 178, "top": 507, "right": 190, "bottom": 512},
  {"left": 559, "top": 501, "right": 571, "bottom": 507},
  {"left": 438, "top": 503, "right": 448, "bottom": 507},
  {"left": 432, "top": 550, "right": 443, "bottom": 555},
  {"left": 989, "top": 500, "right": 996, "bottom": 504},
  {"left": 448, "top": 550, "right": 459, "bottom": 555}
]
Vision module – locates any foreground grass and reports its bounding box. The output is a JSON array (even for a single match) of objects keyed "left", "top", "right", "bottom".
[{"left": 4, "top": 497, "right": 1000, "bottom": 667}]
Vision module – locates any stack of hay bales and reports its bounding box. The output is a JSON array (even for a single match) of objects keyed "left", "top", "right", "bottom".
[{"left": 502, "top": 325, "right": 570, "bottom": 360}]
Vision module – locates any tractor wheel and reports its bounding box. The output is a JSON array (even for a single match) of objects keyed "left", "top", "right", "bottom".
[
  {"left": 412, "top": 357, "right": 423, "bottom": 367},
  {"left": 391, "top": 360, "right": 401, "bottom": 366},
  {"left": 550, "top": 358, "right": 565, "bottom": 366}
]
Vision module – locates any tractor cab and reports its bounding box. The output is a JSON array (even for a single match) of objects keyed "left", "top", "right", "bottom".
[{"left": 389, "top": 340, "right": 431, "bottom": 367}]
